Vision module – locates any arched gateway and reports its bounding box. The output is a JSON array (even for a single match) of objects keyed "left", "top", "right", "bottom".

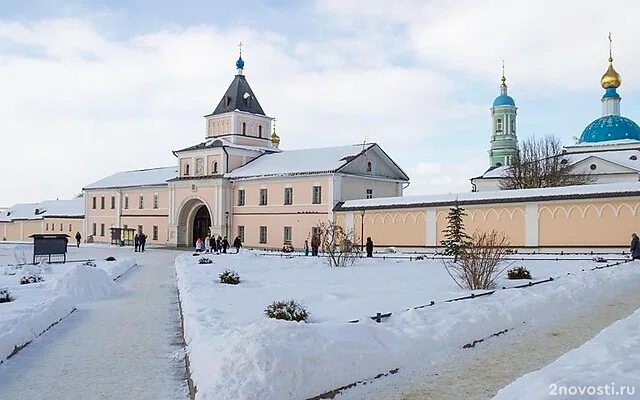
[{"left": 176, "top": 198, "right": 212, "bottom": 247}]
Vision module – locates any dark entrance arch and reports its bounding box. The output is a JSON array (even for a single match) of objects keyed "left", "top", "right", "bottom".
[{"left": 192, "top": 205, "right": 211, "bottom": 246}]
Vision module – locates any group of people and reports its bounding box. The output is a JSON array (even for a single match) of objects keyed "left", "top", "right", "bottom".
[
  {"left": 196, "top": 235, "right": 242, "bottom": 254},
  {"left": 301, "top": 235, "right": 374, "bottom": 257},
  {"left": 134, "top": 232, "right": 147, "bottom": 252}
]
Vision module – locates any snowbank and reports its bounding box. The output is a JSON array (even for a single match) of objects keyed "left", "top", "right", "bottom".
[
  {"left": 175, "top": 253, "right": 640, "bottom": 400},
  {"left": 53, "top": 265, "right": 124, "bottom": 301},
  {"left": 97, "top": 257, "right": 137, "bottom": 280},
  {"left": 492, "top": 308, "right": 640, "bottom": 399},
  {"left": 0, "top": 287, "right": 75, "bottom": 363}
]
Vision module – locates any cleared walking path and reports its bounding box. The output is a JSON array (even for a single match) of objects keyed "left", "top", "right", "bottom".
[
  {"left": 344, "top": 283, "right": 640, "bottom": 400},
  {"left": 0, "top": 249, "right": 188, "bottom": 400}
]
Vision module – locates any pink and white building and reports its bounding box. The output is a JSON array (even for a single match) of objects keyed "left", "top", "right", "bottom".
[{"left": 82, "top": 54, "right": 410, "bottom": 248}]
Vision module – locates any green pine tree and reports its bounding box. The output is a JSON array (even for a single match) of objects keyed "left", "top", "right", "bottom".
[{"left": 440, "top": 201, "right": 471, "bottom": 262}]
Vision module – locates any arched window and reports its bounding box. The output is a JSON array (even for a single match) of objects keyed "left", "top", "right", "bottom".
[
  {"left": 496, "top": 118, "right": 503, "bottom": 132},
  {"left": 258, "top": 125, "right": 262, "bottom": 138},
  {"left": 185, "top": 164, "right": 190, "bottom": 176},
  {"left": 242, "top": 122, "right": 246, "bottom": 135},
  {"left": 510, "top": 119, "right": 515, "bottom": 133},
  {"left": 213, "top": 161, "right": 218, "bottom": 173},
  {"left": 366, "top": 161, "right": 372, "bottom": 172}
]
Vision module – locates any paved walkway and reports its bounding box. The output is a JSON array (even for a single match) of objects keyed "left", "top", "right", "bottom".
[
  {"left": 0, "top": 249, "right": 188, "bottom": 400},
  {"left": 346, "top": 284, "right": 640, "bottom": 400}
]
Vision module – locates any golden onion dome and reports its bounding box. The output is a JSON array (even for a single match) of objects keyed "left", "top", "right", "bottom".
[
  {"left": 601, "top": 58, "right": 622, "bottom": 89},
  {"left": 270, "top": 132, "right": 280, "bottom": 144}
]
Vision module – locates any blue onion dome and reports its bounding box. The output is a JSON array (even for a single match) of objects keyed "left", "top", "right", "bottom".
[
  {"left": 579, "top": 115, "right": 640, "bottom": 143},
  {"left": 236, "top": 55, "right": 244, "bottom": 70},
  {"left": 493, "top": 94, "right": 515, "bottom": 107}
]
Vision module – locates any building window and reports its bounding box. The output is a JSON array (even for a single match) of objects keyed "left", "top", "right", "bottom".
[
  {"left": 100, "top": 223, "right": 105, "bottom": 237},
  {"left": 213, "top": 161, "right": 218, "bottom": 174},
  {"left": 60, "top": 223, "right": 63, "bottom": 231},
  {"left": 153, "top": 194, "right": 159, "bottom": 209},
  {"left": 45, "top": 223, "right": 49, "bottom": 231},
  {"left": 284, "top": 226, "right": 292, "bottom": 244},
  {"left": 92, "top": 223, "right": 96, "bottom": 236},
  {"left": 100, "top": 196, "right": 105, "bottom": 209},
  {"left": 139, "top": 195, "right": 144, "bottom": 209},
  {"left": 259, "top": 226, "right": 267, "bottom": 243},
  {"left": 312, "top": 186, "right": 322, "bottom": 204},
  {"left": 69, "top": 224, "right": 72, "bottom": 232},
  {"left": 92, "top": 196, "right": 96, "bottom": 209},
  {"left": 590, "top": 163, "right": 597, "bottom": 170},
  {"left": 110, "top": 196, "right": 115, "bottom": 209},
  {"left": 496, "top": 118, "right": 503, "bottom": 132},
  {"left": 237, "top": 189, "right": 245, "bottom": 206},
  {"left": 366, "top": 188, "right": 373, "bottom": 199},
  {"left": 185, "top": 164, "right": 190, "bottom": 176},
  {"left": 284, "top": 187, "right": 293, "bottom": 205},
  {"left": 196, "top": 158, "right": 203, "bottom": 175},
  {"left": 259, "top": 188, "right": 268, "bottom": 206},
  {"left": 152, "top": 225, "right": 158, "bottom": 241},
  {"left": 366, "top": 161, "right": 372, "bottom": 172},
  {"left": 242, "top": 122, "right": 246, "bottom": 135},
  {"left": 510, "top": 119, "right": 515, "bottom": 133},
  {"left": 238, "top": 225, "right": 245, "bottom": 242},
  {"left": 124, "top": 196, "right": 129, "bottom": 209},
  {"left": 258, "top": 125, "right": 262, "bottom": 138}
]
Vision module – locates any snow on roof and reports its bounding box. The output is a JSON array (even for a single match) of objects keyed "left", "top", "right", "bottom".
[
  {"left": 83, "top": 166, "right": 177, "bottom": 190},
  {"left": 225, "top": 144, "right": 374, "bottom": 179},
  {"left": 339, "top": 182, "right": 640, "bottom": 210},
  {"left": 477, "top": 149, "right": 640, "bottom": 179},
  {"left": 570, "top": 138, "right": 640, "bottom": 147},
  {"left": 0, "top": 198, "right": 84, "bottom": 222},
  {"left": 175, "top": 137, "right": 279, "bottom": 154}
]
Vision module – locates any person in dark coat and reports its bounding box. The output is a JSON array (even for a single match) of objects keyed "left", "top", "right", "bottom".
[
  {"left": 134, "top": 233, "right": 139, "bottom": 252},
  {"left": 310, "top": 235, "right": 320, "bottom": 256},
  {"left": 216, "top": 236, "right": 222, "bottom": 253},
  {"left": 233, "top": 236, "right": 242, "bottom": 253},
  {"left": 631, "top": 233, "right": 640, "bottom": 260},
  {"left": 139, "top": 233, "right": 147, "bottom": 252},
  {"left": 75, "top": 231, "right": 82, "bottom": 248},
  {"left": 210, "top": 235, "right": 218, "bottom": 253},
  {"left": 222, "top": 236, "right": 229, "bottom": 253},
  {"left": 365, "top": 237, "right": 374, "bottom": 258}
]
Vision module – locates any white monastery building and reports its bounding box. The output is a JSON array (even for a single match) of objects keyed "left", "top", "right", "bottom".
[{"left": 80, "top": 53, "right": 409, "bottom": 248}]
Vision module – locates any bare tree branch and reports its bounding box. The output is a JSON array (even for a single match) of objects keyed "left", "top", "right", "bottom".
[{"left": 500, "top": 134, "right": 595, "bottom": 190}]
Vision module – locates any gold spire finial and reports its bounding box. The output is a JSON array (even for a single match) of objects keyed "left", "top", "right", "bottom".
[
  {"left": 601, "top": 32, "right": 621, "bottom": 89},
  {"left": 271, "top": 118, "right": 280, "bottom": 144},
  {"left": 500, "top": 60, "right": 507, "bottom": 89}
]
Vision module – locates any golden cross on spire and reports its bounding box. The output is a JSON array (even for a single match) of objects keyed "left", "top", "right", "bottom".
[
  {"left": 238, "top": 41, "right": 243, "bottom": 57},
  {"left": 608, "top": 31, "right": 613, "bottom": 62}
]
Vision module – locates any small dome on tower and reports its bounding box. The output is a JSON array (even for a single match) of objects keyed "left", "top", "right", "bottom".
[
  {"left": 601, "top": 61, "right": 621, "bottom": 89},
  {"left": 236, "top": 55, "right": 245, "bottom": 70},
  {"left": 270, "top": 131, "right": 280, "bottom": 144},
  {"left": 492, "top": 74, "right": 516, "bottom": 107}
]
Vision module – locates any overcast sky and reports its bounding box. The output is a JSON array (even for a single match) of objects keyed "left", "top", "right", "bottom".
[{"left": 2, "top": 0, "right": 640, "bottom": 207}]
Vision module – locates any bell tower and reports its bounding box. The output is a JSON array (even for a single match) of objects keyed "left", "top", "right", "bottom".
[{"left": 489, "top": 63, "right": 519, "bottom": 167}]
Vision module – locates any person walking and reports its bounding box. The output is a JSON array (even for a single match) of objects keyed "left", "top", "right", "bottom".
[
  {"left": 365, "top": 237, "right": 374, "bottom": 258},
  {"left": 139, "top": 232, "right": 147, "bottom": 253},
  {"left": 233, "top": 236, "right": 242, "bottom": 253},
  {"left": 304, "top": 239, "right": 309, "bottom": 256},
  {"left": 134, "top": 233, "right": 139, "bottom": 252},
  {"left": 631, "top": 233, "right": 640, "bottom": 260},
  {"left": 75, "top": 231, "right": 82, "bottom": 248},
  {"left": 222, "top": 236, "right": 229, "bottom": 253},
  {"left": 311, "top": 235, "right": 320, "bottom": 256},
  {"left": 205, "top": 235, "right": 212, "bottom": 253}
]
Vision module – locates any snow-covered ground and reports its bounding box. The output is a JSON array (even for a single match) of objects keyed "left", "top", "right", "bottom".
[
  {"left": 175, "top": 251, "right": 640, "bottom": 400},
  {"left": 0, "top": 243, "right": 136, "bottom": 363},
  {"left": 492, "top": 308, "right": 640, "bottom": 399},
  {"left": 0, "top": 246, "right": 187, "bottom": 400}
]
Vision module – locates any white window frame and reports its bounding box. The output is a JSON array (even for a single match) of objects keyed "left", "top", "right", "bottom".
[
  {"left": 312, "top": 186, "right": 322, "bottom": 204},
  {"left": 284, "top": 187, "right": 293, "bottom": 205},
  {"left": 259, "top": 226, "right": 267, "bottom": 243},
  {"left": 283, "top": 226, "right": 292, "bottom": 244}
]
